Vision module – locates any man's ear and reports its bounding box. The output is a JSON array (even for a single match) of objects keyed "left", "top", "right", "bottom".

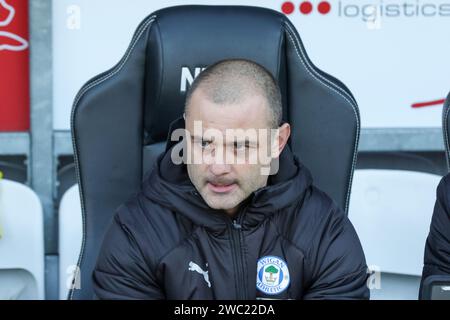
[{"left": 272, "top": 123, "right": 291, "bottom": 158}]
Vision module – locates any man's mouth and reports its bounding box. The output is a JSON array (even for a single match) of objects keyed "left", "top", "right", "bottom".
[{"left": 207, "top": 182, "right": 237, "bottom": 194}]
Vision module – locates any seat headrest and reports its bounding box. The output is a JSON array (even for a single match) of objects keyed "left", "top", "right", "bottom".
[{"left": 144, "top": 5, "right": 288, "bottom": 143}]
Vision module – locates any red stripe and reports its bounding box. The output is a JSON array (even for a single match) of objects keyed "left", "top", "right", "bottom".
[{"left": 411, "top": 99, "right": 445, "bottom": 108}]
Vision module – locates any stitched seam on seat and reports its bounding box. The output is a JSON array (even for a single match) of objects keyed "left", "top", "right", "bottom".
[
  {"left": 72, "top": 17, "right": 157, "bottom": 108},
  {"left": 443, "top": 98, "right": 450, "bottom": 170},
  {"left": 283, "top": 22, "right": 357, "bottom": 107},
  {"left": 283, "top": 22, "right": 360, "bottom": 214},
  {"left": 275, "top": 19, "right": 284, "bottom": 92},
  {"left": 69, "top": 15, "right": 156, "bottom": 300},
  {"left": 150, "top": 19, "right": 165, "bottom": 138}
]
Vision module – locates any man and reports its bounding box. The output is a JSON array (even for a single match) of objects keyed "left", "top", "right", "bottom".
[
  {"left": 93, "top": 59, "right": 369, "bottom": 299},
  {"left": 420, "top": 173, "right": 450, "bottom": 298}
]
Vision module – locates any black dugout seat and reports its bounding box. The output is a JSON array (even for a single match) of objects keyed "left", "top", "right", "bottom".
[{"left": 69, "top": 5, "right": 360, "bottom": 299}]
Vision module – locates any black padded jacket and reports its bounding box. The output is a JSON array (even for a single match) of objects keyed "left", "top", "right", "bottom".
[{"left": 93, "top": 140, "right": 369, "bottom": 300}]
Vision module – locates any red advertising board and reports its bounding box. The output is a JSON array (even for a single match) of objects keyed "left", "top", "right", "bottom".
[{"left": 0, "top": 0, "right": 29, "bottom": 131}]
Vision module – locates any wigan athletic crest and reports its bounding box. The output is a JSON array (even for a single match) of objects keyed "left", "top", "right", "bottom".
[{"left": 256, "top": 256, "right": 290, "bottom": 295}]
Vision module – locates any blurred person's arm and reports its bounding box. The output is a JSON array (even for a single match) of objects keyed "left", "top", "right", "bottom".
[{"left": 421, "top": 174, "right": 450, "bottom": 292}]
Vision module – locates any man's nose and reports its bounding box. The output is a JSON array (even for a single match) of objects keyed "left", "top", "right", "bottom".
[
  {"left": 206, "top": 146, "right": 232, "bottom": 176},
  {"left": 209, "top": 163, "right": 232, "bottom": 176}
]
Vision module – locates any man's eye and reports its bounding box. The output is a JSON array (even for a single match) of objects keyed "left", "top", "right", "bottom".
[
  {"left": 234, "top": 142, "right": 248, "bottom": 150},
  {"left": 201, "top": 140, "right": 212, "bottom": 149}
]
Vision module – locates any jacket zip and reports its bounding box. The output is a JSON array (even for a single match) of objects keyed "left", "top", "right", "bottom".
[{"left": 229, "top": 210, "right": 247, "bottom": 300}]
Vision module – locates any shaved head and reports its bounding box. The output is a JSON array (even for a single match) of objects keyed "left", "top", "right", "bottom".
[
  {"left": 182, "top": 59, "right": 291, "bottom": 217},
  {"left": 185, "top": 59, "right": 282, "bottom": 128}
]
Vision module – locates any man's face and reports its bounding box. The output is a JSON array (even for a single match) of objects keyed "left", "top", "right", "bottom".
[{"left": 184, "top": 88, "right": 276, "bottom": 216}]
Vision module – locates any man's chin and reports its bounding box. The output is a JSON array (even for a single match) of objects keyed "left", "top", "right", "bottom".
[{"left": 202, "top": 194, "right": 240, "bottom": 211}]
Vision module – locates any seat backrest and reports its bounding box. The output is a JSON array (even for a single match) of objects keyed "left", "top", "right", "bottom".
[
  {"left": 70, "top": 5, "right": 360, "bottom": 299},
  {"left": 349, "top": 169, "right": 440, "bottom": 276},
  {"left": 58, "top": 185, "right": 82, "bottom": 300},
  {"left": 0, "top": 179, "right": 44, "bottom": 299}
]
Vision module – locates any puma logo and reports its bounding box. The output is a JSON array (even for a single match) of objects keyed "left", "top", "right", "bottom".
[{"left": 188, "top": 261, "right": 211, "bottom": 288}]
